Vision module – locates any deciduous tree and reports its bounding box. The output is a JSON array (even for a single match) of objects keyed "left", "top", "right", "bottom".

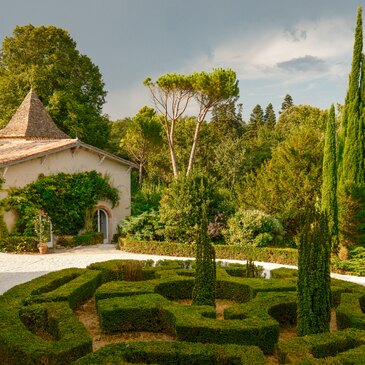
[{"left": 0, "top": 24, "right": 109, "bottom": 148}]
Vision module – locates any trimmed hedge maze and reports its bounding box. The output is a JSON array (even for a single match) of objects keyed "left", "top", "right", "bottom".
[{"left": 0, "top": 261, "right": 365, "bottom": 364}]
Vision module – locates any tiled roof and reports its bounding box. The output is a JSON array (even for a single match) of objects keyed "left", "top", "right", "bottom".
[
  {"left": 0, "top": 89, "right": 70, "bottom": 139},
  {"left": 0, "top": 89, "right": 137, "bottom": 169}
]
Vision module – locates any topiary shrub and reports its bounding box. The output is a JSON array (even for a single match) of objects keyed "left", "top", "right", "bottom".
[{"left": 224, "top": 209, "right": 283, "bottom": 247}]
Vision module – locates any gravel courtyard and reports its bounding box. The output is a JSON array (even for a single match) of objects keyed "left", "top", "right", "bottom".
[{"left": 1, "top": 244, "right": 364, "bottom": 295}]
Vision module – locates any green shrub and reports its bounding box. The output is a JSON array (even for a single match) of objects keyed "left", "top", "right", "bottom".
[
  {"left": 159, "top": 170, "right": 224, "bottom": 243},
  {"left": 72, "top": 232, "right": 104, "bottom": 246},
  {"left": 24, "top": 270, "right": 103, "bottom": 309},
  {"left": 0, "top": 270, "right": 93, "bottom": 364},
  {"left": 119, "top": 237, "right": 298, "bottom": 265},
  {"left": 72, "top": 341, "right": 267, "bottom": 365},
  {"left": 224, "top": 208, "right": 284, "bottom": 247},
  {"left": 277, "top": 328, "right": 365, "bottom": 364},
  {"left": 336, "top": 292, "right": 365, "bottom": 330},
  {"left": 0, "top": 236, "right": 38, "bottom": 252},
  {"left": 119, "top": 209, "right": 164, "bottom": 241}
]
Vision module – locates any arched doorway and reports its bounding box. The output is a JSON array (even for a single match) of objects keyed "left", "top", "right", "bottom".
[{"left": 95, "top": 209, "right": 109, "bottom": 243}]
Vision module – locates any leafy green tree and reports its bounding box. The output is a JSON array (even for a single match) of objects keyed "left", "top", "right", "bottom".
[
  {"left": 264, "top": 103, "right": 276, "bottom": 129},
  {"left": 187, "top": 68, "right": 239, "bottom": 174},
  {"left": 247, "top": 104, "right": 264, "bottom": 137},
  {"left": 192, "top": 206, "right": 216, "bottom": 307},
  {"left": 120, "top": 106, "right": 163, "bottom": 186},
  {"left": 297, "top": 208, "right": 331, "bottom": 336},
  {"left": 107, "top": 118, "right": 132, "bottom": 158},
  {"left": 239, "top": 114, "right": 325, "bottom": 241},
  {"left": 144, "top": 73, "right": 193, "bottom": 177},
  {"left": 321, "top": 105, "right": 339, "bottom": 251},
  {"left": 145, "top": 69, "right": 239, "bottom": 176},
  {"left": 0, "top": 25, "right": 109, "bottom": 148},
  {"left": 159, "top": 170, "right": 222, "bottom": 243},
  {"left": 210, "top": 98, "right": 245, "bottom": 141},
  {"left": 280, "top": 94, "right": 294, "bottom": 113}
]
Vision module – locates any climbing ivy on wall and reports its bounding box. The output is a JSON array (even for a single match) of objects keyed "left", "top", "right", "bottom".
[{"left": 5, "top": 171, "right": 119, "bottom": 235}]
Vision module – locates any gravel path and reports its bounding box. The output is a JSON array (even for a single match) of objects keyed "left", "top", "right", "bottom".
[{"left": 0, "top": 244, "right": 364, "bottom": 295}]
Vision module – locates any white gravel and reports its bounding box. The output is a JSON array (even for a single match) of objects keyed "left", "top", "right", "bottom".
[{"left": 0, "top": 244, "right": 364, "bottom": 295}]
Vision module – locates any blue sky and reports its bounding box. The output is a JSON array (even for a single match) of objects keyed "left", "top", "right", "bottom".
[{"left": 0, "top": 0, "right": 363, "bottom": 120}]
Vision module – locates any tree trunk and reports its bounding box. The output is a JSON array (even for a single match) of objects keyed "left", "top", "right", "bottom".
[{"left": 138, "top": 162, "right": 143, "bottom": 187}]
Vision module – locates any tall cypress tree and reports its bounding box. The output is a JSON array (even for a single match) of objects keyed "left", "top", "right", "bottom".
[
  {"left": 297, "top": 208, "right": 331, "bottom": 336},
  {"left": 338, "top": 7, "right": 365, "bottom": 247},
  {"left": 192, "top": 204, "right": 216, "bottom": 307},
  {"left": 321, "top": 105, "right": 339, "bottom": 251}
]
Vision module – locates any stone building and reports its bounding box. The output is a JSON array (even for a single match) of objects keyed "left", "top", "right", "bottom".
[{"left": 0, "top": 89, "right": 136, "bottom": 244}]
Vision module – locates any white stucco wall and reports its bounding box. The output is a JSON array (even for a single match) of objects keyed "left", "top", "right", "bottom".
[{"left": 0, "top": 146, "right": 131, "bottom": 242}]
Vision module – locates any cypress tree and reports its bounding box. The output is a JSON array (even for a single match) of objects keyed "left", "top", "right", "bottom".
[
  {"left": 192, "top": 204, "right": 216, "bottom": 307},
  {"left": 338, "top": 7, "right": 365, "bottom": 246},
  {"left": 297, "top": 208, "right": 331, "bottom": 336},
  {"left": 264, "top": 103, "right": 276, "bottom": 129},
  {"left": 321, "top": 105, "right": 339, "bottom": 251},
  {"left": 248, "top": 104, "right": 264, "bottom": 137}
]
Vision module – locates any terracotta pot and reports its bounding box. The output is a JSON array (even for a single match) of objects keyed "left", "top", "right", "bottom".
[{"left": 38, "top": 245, "right": 48, "bottom": 254}]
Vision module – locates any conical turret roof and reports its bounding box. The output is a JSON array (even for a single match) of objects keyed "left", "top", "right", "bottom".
[{"left": 0, "top": 89, "right": 70, "bottom": 139}]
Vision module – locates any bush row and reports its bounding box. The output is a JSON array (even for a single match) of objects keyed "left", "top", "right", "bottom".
[
  {"left": 71, "top": 341, "right": 267, "bottom": 365},
  {"left": 96, "top": 292, "right": 278, "bottom": 354},
  {"left": 336, "top": 292, "right": 365, "bottom": 330},
  {"left": 277, "top": 328, "right": 365, "bottom": 364},
  {"left": 119, "top": 237, "right": 299, "bottom": 265},
  {"left": 57, "top": 232, "right": 104, "bottom": 248},
  {"left": 0, "top": 235, "right": 39, "bottom": 252},
  {"left": 0, "top": 269, "right": 95, "bottom": 364}
]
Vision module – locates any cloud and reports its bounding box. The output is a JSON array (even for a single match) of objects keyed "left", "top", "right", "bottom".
[
  {"left": 180, "top": 16, "right": 353, "bottom": 82},
  {"left": 284, "top": 27, "right": 307, "bottom": 42},
  {"left": 277, "top": 55, "right": 326, "bottom": 72}
]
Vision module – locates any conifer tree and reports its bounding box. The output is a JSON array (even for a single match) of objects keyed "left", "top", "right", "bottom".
[
  {"left": 321, "top": 105, "right": 339, "bottom": 251},
  {"left": 280, "top": 94, "right": 294, "bottom": 113},
  {"left": 338, "top": 7, "right": 365, "bottom": 246},
  {"left": 192, "top": 204, "right": 216, "bottom": 307},
  {"left": 297, "top": 208, "right": 331, "bottom": 336},
  {"left": 264, "top": 103, "right": 276, "bottom": 129},
  {"left": 248, "top": 104, "right": 264, "bottom": 137}
]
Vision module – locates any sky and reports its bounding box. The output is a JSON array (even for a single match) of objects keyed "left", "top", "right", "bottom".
[{"left": 0, "top": 0, "right": 363, "bottom": 121}]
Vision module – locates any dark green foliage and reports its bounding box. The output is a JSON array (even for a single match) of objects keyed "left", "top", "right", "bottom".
[
  {"left": 332, "top": 246, "right": 365, "bottom": 275},
  {"left": 131, "top": 182, "right": 165, "bottom": 215},
  {"left": 336, "top": 292, "right": 365, "bottom": 330},
  {"left": 224, "top": 262, "right": 264, "bottom": 278},
  {"left": 24, "top": 270, "right": 103, "bottom": 309},
  {"left": 0, "top": 236, "right": 38, "bottom": 252},
  {"left": 120, "top": 237, "right": 299, "bottom": 265},
  {"left": 72, "top": 341, "right": 267, "bottom": 365},
  {"left": 280, "top": 94, "right": 294, "bottom": 113},
  {"left": 192, "top": 208, "right": 216, "bottom": 306},
  {"left": 321, "top": 105, "right": 339, "bottom": 251},
  {"left": 240, "top": 111, "right": 325, "bottom": 242},
  {"left": 277, "top": 328, "right": 365, "bottom": 364},
  {"left": 0, "top": 25, "right": 109, "bottom": 148},
  {"left": 338, "top": 7, "right": 365, "bottom": 247},
  {"left": 297, "top": 208, "right": 331, "bottom": 336},
  {"left": 159, "top": 170, "right": 223, "bottom": 242},
  {"left": 119, "top": 209, "right": 164, "bottom": 241},
  {"left": 264, "top": 103, "right": 276, "bottom": 129},
  {"left": 247, "top": 104, "right": 264, "bottom": 137},
  {"left": 6, "top": 171, "right": 119, "bottom": 235}
]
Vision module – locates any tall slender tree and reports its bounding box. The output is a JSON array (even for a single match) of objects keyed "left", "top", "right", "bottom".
[
  {"left": 297, "top": 208, "right": 331, "bottom": 336},
  {"left": 338, "top": 7, "right": 365, "bottom": 247},
  {"left": 264, "top": 103, "right": 276, "bottom": 129},
  {"left": 321, "top": 105, "right": 339, "bottom": 251}
]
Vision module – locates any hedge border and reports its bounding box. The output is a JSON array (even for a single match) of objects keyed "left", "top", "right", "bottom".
[
  {"left": 71, "top": 341, "right": 267, "bottom": 365},
  {"left": 119, "top": 237, "right": 298, "bottom": 265}
]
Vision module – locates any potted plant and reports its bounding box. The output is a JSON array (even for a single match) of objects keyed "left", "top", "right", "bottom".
[{"left": 34, "top": 211, "right": 50, "bottom": 254}]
